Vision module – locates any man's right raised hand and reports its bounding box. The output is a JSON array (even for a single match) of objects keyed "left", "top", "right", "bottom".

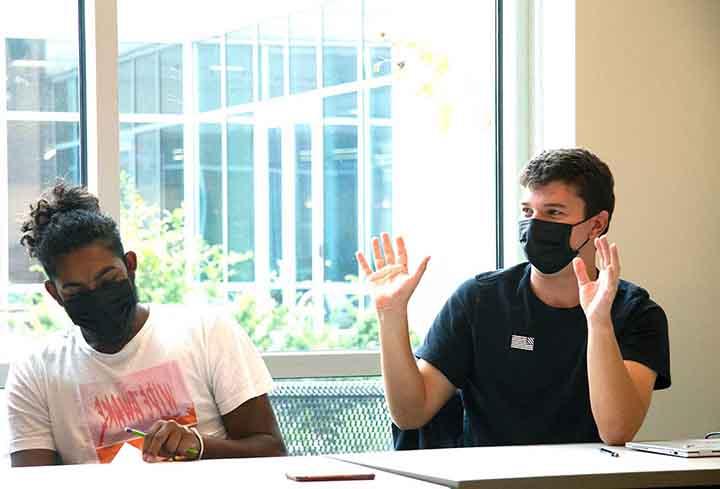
[{"left": 355, "top": 233, "right": 430, "bottom": 314}]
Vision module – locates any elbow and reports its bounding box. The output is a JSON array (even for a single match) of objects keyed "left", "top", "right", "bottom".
[
  {"left": 392, "top": 419, "right": 422, "bottom": 431},
  {"left": 272, "top": 435, "right": 288, "bottom": 457},
  {"left": 390, "top": 410, "right": 426, "bottom": 431},
  {"left": 599, "top": 426, "right": 639, "bottom": 446}
]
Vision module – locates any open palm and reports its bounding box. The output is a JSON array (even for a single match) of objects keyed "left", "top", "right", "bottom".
[
  {"left": 356, "top": 233, "right": 430, "bottom": 313},
  {"left": 572, "top": 235, "right": 621, "bottom": 325}
]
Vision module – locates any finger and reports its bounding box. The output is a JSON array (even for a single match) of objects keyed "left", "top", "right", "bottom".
[
  {"left": 406, "top": 256, "right": 431, "bottom": 292},
  {"left": 147, "top": 422, "right": 173, "bottom": 457},
  {"left": 396, "top": 236, "right": 408, "bottom": 271},
  {"left": 142, "top": 421, "right": 164, "bottom": 456},
  {"left": 599, "top": 236, "right": 611, "bottom": 269},
  {"left": 381, "top": 233, "right": 396, "bottom": 265},
  {"left": 572, "top": 257, "right": 590, "bottom": 287},
  {"left": 356, "top": 251, "right": 373, "bottom": 277},
  {"left": 163, "top": 429, "right": 183, "bottom": 459},
  {"left": 594, "top": 237, "right": 606, "bottom": 269},
  {"left": 372, "top": 237, "right": 385, "bottom": 270},
  {"left": 368, "top": 264, "right": 405, "bottom": 282},
  {"left": 610, "top": 242, "right": 621, "bottom": 276}
]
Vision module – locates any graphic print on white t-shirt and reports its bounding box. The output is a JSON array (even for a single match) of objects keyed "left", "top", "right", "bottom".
[{"left": 78, "top": 360, "right": 197, "bottom": 463}]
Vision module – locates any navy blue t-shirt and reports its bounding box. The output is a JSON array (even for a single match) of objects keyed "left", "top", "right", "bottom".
[{"left": 415, "top": 263, "right": 671, "bottom": 446}]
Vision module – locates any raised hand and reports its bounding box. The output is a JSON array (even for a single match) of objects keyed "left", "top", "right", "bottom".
[
  {"left": 356, "top": 233, "right": 430, "bottom": 314},
  {"left": 572, "top": 235, "right": 621, "bottom": 326}
]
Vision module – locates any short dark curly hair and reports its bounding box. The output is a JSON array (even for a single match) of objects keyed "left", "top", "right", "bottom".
[
  {"left": 20, "top": 182, "right": 125, "bottom": 279},
  {"left": 519, "top": 148, "right": 615, "bottom": 230}
]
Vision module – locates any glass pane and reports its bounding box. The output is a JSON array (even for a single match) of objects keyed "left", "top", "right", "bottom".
[
  {"left": 118, "top": 59, "right": 133, "bottom": 113},
  {"left": 323, "top": 92, "right": 357, "bottom": 118},
  {"left": 159, "top": 125, "right": 184, "bottom": 210},
  {"left": 322, "top": 0, "right": 359, "bottom": 87},
  {"left": 119, "top": 122, "right": 134, "bottom": 180},
  {"left": 196, "top": 40, "right": 221, "bottom": 112},
  {"left": 260, "top": 20, "right": 285, "bottom": 100},
  {"left": 199, "top": 123, "right": 222, "bottom": 246},
  {"left": 369, "top": 47, "right": 391, "bottom": 77},
  {"left": 160, "top": 45, "right": 183, "bottom": 114},
  {"left": 290, "top": 47, "right": 316, "bottom": 95},
  {"left": 290, "top": 10, "right": 318, "bottom": 94},
  {"left": 323, "top": 47, "right": 357, "bottom": 88},
  {"left": 120, "top": 124, "right": 184, "bottom": 213},
  {"left": 134, "top": 125, "right": 161, "bottom": 207},
  {"left": 268, "top": 128, "right": 283, "bottom": 278},
  {"left": 323, "top": 125, "right": 357, "bottom": 282},
  {"left": 135, "top": 52, "right": 158, "bottom": 113},
  {"left": 105, "top": 0, "right": 499, "bottom": 356},
  {"left": 227, "top": 27, "right": 254, "bottom": 106},
  {"left": 370, "top": 86, "right": 391, "bottom": 119},
  {"left": 8, "top": 121, "right": 80, "bottom": 283},
  {"left": 6, "top": 38, "right": 79, "bottom": 112},
  {"left": 370, "top": 126, "right": 392, "bottom": 236},
  {"left": 295, "top": 124, "right": 312, "bottom": 282},
  {"left": 228, "top": 123, "right": 255, "bottom": 282}
]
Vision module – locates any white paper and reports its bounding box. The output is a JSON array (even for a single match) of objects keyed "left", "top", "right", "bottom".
[{"left": 111, "top": 442, "right": 143, "bottom": 464}]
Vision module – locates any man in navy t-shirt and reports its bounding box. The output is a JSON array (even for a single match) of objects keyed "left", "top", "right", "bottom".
[{"left": 356, "top": 148, "right": 670, "bottom": 446}]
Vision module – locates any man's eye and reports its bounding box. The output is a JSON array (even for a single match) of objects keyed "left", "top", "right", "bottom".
[
  {"left": 521, "top": 208, "right": 532, "bottom": 217},
  {"left": 99, "top": 277, "right": 121, "bottom": 288}
]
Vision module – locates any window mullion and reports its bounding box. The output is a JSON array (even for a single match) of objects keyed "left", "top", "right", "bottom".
[{"left": 83, "top": 0, "right": 120, "bottom": 221}]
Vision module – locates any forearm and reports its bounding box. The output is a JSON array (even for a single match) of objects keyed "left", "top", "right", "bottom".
[
  {"left": 587, "top": 320, "right": 646, "bottom": 445},
  {"left": 378, "top": 310, "right": 429, "bottom": 429},
  {"left": 200, "top": 432, "right": 286, "bottom": 459}
]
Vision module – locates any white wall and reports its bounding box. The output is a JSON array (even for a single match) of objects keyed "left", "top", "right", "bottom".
[{"left": 576, "top": 0, "right": 720, "bottom": 439}]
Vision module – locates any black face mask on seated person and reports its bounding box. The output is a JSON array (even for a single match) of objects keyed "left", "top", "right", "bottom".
[
  {"left": 519, "top": 216, "right": 593, "bottom": 275},
  {"left": 62, "top": 279, "right": 139, "bottom": 347}
]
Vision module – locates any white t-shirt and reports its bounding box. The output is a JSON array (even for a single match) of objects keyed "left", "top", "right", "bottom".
[{"left": 6, "top": 305, "right": 273, "bottom": 464}]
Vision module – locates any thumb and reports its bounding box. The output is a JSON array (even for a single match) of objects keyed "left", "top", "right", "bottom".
[
  {"left": 405, "top": 256, "right": 430, "bottom": 294},
  {"left": 572, "top": 257, "right": 590, "bottom": 287}
]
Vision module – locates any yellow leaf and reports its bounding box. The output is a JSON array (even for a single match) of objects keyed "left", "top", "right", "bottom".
[
  {"left": 438, "top": 104, "right": 453, "bottom": 134},
  {"left": 418, "top": 82, "right": 434, "bottom": 97}
]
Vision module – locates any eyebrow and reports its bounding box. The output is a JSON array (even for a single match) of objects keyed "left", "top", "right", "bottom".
[
  {"left": 520, "top": 202, "right": 569, "bottom": 209},
  {"left": 61, "top": 266, "right": 119, "bottom": 290}
]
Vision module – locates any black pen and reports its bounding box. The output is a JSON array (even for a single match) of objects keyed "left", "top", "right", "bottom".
[{"left": 599, "top": 447, "right": 620, "bottom": 457}]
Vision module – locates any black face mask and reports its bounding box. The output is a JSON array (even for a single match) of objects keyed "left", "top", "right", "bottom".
[
  {"left": 62, "top": 279, "right": 138, "bottom": 347},
  {"left": 519, "top": 217, "right": 593, "bottom": 274}
]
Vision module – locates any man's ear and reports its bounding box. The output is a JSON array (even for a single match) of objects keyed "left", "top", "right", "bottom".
[
  {"left": 45, "top": 280, "right": 64, "bottom": 307},
  {"left": 592, "top": 210, "right": 610, "bottom": 238},
  {"left": 124, "top": 251, "right": 138, "bottom": 275}
]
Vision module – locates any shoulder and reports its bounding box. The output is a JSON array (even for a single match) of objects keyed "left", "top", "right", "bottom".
[
  {"left": 614, "top": 279, "right": 663, "bottom": 316},
  {"left": 439, "top": 263, "right": 528, "bottom": 315},
  {"left": 149, "top": 304, "right": 252, "bottom": 350},
  {"left": 6, "top": 329, "right": 75, "bottom": 389},
  {"left": 460, "top": 262, "right": 529, "bottom": 301},
  {"left": 474, "top": 262, "right": 528, "bottom": 288}
]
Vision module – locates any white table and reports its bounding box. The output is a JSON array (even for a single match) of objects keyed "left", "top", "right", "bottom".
[
  {"left": 0, "top": 455, "right": 442, "bottom": 488},
  {"left": 333, "top": 443, "right": 720, "bottom": 488}
]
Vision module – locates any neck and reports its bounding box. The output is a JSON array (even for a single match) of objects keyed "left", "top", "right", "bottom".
[
  {"left": 86, "top": 304, "right": 149, "bottom": 354},
  {"left": 529, "top": 257, "right": 597, "bottom": 308}
]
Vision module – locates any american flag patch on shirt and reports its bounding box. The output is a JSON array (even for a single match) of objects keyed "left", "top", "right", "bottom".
[{"left": 510, "top": 334, "right": 535, "bottom": 351}]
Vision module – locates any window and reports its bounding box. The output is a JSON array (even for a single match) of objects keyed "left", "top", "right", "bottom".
[
  {"left": 1, "top": 1, "right": 83, "bottom": 363},
  {"left": 3, "top": 1, "right": 501, "bottom": 371}
]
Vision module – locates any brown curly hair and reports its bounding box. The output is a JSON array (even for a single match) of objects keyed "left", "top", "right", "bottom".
[{"left": 20, "top": 182, "right": 125, "bottom": 278}]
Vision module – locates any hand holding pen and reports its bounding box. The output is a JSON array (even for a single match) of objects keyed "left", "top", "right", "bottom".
[{"left": 126, "top": 420, "right": 202, "bottom": 462}]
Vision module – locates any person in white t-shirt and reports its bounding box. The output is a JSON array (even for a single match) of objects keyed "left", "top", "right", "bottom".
[{"left": 6, "top": 183, "right": 286, "bottom": 466}]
